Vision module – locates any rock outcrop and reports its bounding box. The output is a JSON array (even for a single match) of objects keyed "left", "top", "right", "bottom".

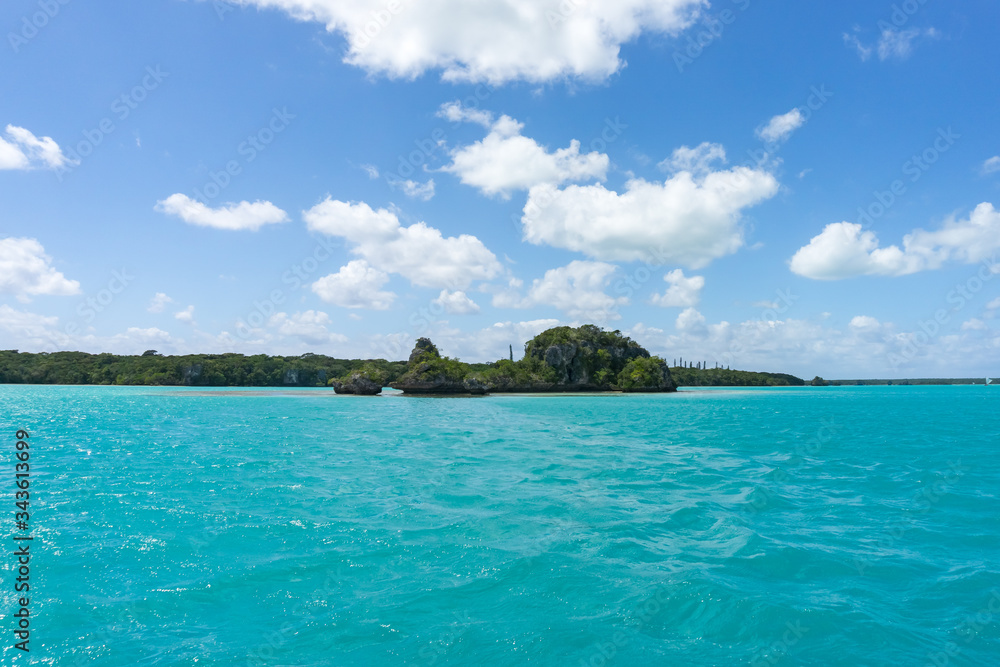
[
  {"left": 390, "top": 340, "right": 487, "bottom": 395},
  {"left": 331, "top": 372, "right": 383, "bottom": 395}
]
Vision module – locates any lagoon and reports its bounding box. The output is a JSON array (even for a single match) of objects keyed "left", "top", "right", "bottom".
[{"left": 2, "top": 385, "right": 998, "bottom": 665}]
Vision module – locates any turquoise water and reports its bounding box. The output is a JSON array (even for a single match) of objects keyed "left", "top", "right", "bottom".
[{"left": 1, "top": 385, "right": 999, "bottom": 665}]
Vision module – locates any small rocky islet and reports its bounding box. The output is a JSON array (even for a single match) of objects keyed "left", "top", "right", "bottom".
[{"left": 333, "top": 324, "right": 677, "bottom": 396}]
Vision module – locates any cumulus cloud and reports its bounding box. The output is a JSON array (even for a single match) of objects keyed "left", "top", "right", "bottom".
[
  {"left": 493, "top": 260, "right": 627, "bottom": 320},
  {"left": 174, "top": 305, "right": 196, "bottom": 324},
  {"left": 440, "top": 105, "right": 608, "bottom": 198},
  {"left": 392, "top": 178, "right": 436, "bottom": 201},
  {"left": 849, "top": 315, "right": 882, "bottom": 331},
  {"left": 658, "top": 142, "right": 727, "bottom": 176},
  {"left": 304, "top": 198, "right": 502, "bottom": 289},
  {"left": 756, "top": 109, "right": 806, "bottom": 144},
  {"left": 0, "top": 125, "right": 75, "bottom": 170},
  {"left": 234, "top": 0, "right": 707, "bottom": 84},
  {"left": 961, "top": 318, "right": 987, "bottom": 331},
  {"left": 982, "top": 157, "right": 1000, "bottom": 175},
  {"left": 675, "top": 307, "right": 707, "bottom": 333},
  {"left": 0, "top": 237, "right": 81, "bottom": 301},
  {"left": 432, "top": 290, "right": 480, "bottom": 315},
  {"left": 147, "top": 292, "right": 173, "bottom": 313},
  {"left": 650, "top": 269, "right": 704, "bottom": 308},
  {"left": 268, "top": 310, "right": 348, "bottom": 345},
  {"left": 155, "top": 194, "right": 289, "bottom": 231},
  {"left": 0, "top": 304, "right": 67, "bottom": 349},
  {"left": 790, "top": 202, "right": 1000, "bottom": 280},
  {"left": 311, "top": 259, "right": 396, "bottom": 310},
  {"left": 521, "top": 154, "right": 779, "bottom": 267}
]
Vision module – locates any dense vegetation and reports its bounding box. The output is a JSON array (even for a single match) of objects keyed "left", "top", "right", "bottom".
[
  {"left": 827, "top": 378, "right": 991, "bottom": 386},
  {"left": 0, "top": 350, "right": 407, "bottom": 386},
  {"left": 524, "top": 325, "right": 644, "bottom": 358},
  {"left": 667, "top": 366, "right": 805, "bottom": 387},
  {"left": 618, "top": 356, "right": 673, "bottom": 391},
  {"left": 472, "top": 356, "right": 559, "bottom": 388},
  {"left": 0, "top": 326, "right": 810, "bottom": 389}
]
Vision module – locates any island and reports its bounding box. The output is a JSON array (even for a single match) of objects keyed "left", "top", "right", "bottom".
[
  {"left": 388, "top": 325, "right": 676, "bottom": 395},
  {"left": 0, "top": 324, "right": 808, "bottom": 390}
]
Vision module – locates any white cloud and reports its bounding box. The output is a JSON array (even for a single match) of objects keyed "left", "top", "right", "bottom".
[
  {"left": 438, "top": 102, "right": 493, "bottom": 128},
  {"left": 361, "top": 164, "right": 380, "bottom": 179},
  {"left": 982, "top": 157, "right": 1000, "bottom": 175},
  {"left": 650, "top": 269, "right": 704, "bottom": 308},
  {"left": 432, "top": 290, "right": 480, "bottom": 315},
  {"left": 675, "top": 307, "right": 707, "bottom": 333},
  {"left": 0, "top": 304, "right": 68, "bottom": 349},
  {"left": 304, "top": 198, "right": 502, "bottom": 289},
  {"left": 0, "top": 237, "right": 81, "bottom": 301},
  {"left": 790, "top": 203, "right": 1000, "bottom": 280},
  {"left": 0, "top": 125, "right": 75, "bottom": 170},
  {"left": 843, "top": 31, "right": 873, "bottom": 61},
  {"left": 441, "top": 106, "right": 608, "bottom": 199},
  {"left": 155, "top": 194, "right": 289, "bottom": 231},
  {"left": 147, "top": 292, "right": 173, "bottom": 313},
  {"left": 392, "top": 178, "right": 436, "bottom": 201},
  {"left": 658, "top": 142, "right": 726, "bottom": 175},
  {"left": 877, "top": 27, "right": 936, "bottom": 61},
  {"left": 268, "top": 310, "right": 348, "bottom": 345},
  {"left": 175, "top": 305, "right": 196, "bottom": 324},
  {"left": 987, "top": 297, "right": 1000, "bottom": 310},
  {"left": 756, "top": 109, "right": 806, "bottom": 144},
  {"left": 493, "top": 260, "right": 627, "bottom": 320},
  {"left": 311, "top": 259, "right": 396, "bottom": 310},
  {"left": 521, "top": 157, "right": 779, "bottom": 268},
  {"left": 235, "top": 0, "right": 707, "bottom": 84},
  {"left": 849, "top": 315, "right": 881, "bottom": 331},
  {"left": 961, "top": 318, "right": 987, "bottom": 331}
]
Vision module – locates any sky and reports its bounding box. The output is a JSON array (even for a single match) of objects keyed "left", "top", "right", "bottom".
[{"left": 1, "top": 0, "right": 999, "bottom": 379}]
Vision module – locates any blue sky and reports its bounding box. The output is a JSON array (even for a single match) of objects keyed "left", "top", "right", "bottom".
[{"left": 2, "top": 0, "right": 999, "bottom": 379}]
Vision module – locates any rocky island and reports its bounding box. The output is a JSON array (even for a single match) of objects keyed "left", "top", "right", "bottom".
[{"left": 384, "top": 325, "right": 676, "bottom": 396}]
